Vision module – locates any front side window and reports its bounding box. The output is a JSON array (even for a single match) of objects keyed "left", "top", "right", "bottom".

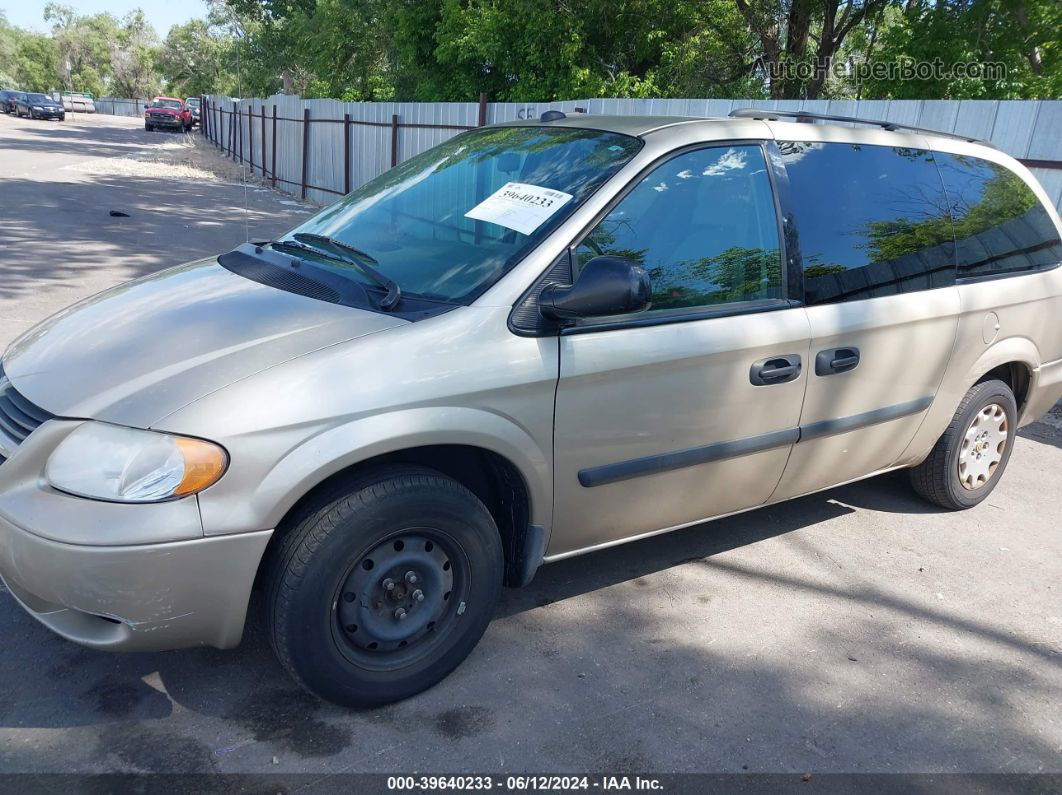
[
  {"left": 281, "top": 126, "right": 641, "bottom": 303},
  {"left": 778, "top": 142, "right": 956, "bottom": 305},
  {"left": 575, "top": 144, "right": 782, "bottom": 313},
  {"left": 934, "top": 153, "right": 1062, "bottom": 279}
]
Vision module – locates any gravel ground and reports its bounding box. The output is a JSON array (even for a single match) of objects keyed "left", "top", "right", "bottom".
[{"left": 0, "top": 110, "right": 1060, "bottom": 781}]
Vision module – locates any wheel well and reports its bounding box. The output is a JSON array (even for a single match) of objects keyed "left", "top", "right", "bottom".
[
  {"left": 978, "top": 361, "right": 1031, "bottom": 413},
  {"left": 265, "top": 445, "right": 533, "bottom": 588}
]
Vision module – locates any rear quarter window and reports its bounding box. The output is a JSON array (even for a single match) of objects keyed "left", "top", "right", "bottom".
[{"left": 934, "top": 153, "right": 1062, "bottom": 280}]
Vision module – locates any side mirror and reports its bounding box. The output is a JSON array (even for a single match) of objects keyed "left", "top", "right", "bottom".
[{"left": 539, "top": 255, "right": 651, "bottom": 321}]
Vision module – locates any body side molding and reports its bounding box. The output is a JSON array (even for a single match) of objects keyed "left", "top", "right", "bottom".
[
  {"left": 578, "top": 396, "right": 934, "bottom": 487},
  {"left": 798, "top": 396, "right": 934, "bottom": 441}
]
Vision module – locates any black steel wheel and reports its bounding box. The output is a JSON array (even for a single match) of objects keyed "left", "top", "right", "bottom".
[
  {"left": 265, "top": 467, "right": 503, "bottom": 707},
  {"left": 333, "top": 529, "right": 468, "bottom": 667}
]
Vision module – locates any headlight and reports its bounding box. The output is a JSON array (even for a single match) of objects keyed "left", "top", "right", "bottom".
[
  {"left": 46, "top": 423, "right": 228, "bottom": 503},
  {"left": 32, "top": 106, "right": 43, "bottom": 110}
]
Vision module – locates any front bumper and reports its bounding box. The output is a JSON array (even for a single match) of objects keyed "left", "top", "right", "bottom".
[
  {"left": 33, "top": 109, "right": 64, "bottom": 119},
  {"left": 0, "top": 513, "right": 272, "bottom": 650},
  {"left": 0, "top": 420, "right": 273, "bottom": 651},
  {"left": 147, "top": 116, "right": 184, "bottom": 127}
]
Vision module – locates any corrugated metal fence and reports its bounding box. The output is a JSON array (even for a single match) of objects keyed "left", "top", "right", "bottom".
[
  {"left": 198, "top": 95, "right": 1062, "bottom": 210},
  {"left": 96, "top": 98, "right": 150, "bottom": 117}
]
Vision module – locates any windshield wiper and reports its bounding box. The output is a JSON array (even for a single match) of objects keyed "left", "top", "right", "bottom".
[{"left": 290, "top": 233, "right": 401, "bottom": 310}]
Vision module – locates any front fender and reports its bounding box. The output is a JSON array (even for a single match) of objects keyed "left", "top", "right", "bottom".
[{"left": 195, "top": 406, "right": 552, "bottom": 537}]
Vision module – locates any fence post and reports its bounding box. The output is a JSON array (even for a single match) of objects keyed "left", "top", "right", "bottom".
[
  {"left": 261, "top": 105, "right": 267, "bottom": 178},
  {"left": 229, "top": 102, "right": 236, "bottom": 158},
  {"left": 301, "top": 107, "right": 310, "bottom": 200},
  {"left": 271, "top": 105, "right": 278, "bottom": 188},
  {"left": 390, "top": 113, "right": 399, "bottom": 168},
  {"left": 248, "top": 105, "right": 254, "bottom": 172},
  {"left": 238, "top": 103, "right": 244, "bottom": 165},
  {"left": 201, "top": 98, "right": 208, "bottom": 139},
  {"left": 478, "top": 92, "right": 488, "bottom": 126},
  {"left": 343, "top": 113, "right": 351, "bottom": 195}
]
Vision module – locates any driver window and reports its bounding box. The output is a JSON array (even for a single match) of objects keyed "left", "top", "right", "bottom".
[{"left": 575, "top": 144, "right": 783, "bottom": 313}]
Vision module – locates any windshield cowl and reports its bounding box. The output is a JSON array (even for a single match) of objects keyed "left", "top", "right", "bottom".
[{"left": 218, "top": 243, "right": 460, "bottom": 321}]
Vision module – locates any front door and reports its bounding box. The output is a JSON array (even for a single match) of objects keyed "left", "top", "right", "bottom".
[{"left": 549, "top": 143, "right": 811, "bottom": 558}]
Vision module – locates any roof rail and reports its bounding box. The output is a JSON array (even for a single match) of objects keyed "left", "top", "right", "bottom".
[{"left": 728, "top": 107, "right": 988, "bottom": 145}]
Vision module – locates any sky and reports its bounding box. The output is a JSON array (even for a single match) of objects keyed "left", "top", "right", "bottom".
[{"left": 3, "top": 0, "right": 210, "bottom": 36}]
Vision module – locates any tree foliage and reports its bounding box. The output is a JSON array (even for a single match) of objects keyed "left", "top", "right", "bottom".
[{"left": 1, "top": 0, "right": 1058, "bottom": 101}]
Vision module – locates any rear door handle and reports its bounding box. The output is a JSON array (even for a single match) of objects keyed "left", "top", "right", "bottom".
[
  {"left": 750, "top": 354, "right": 802, "bottom": 386},
  {"left": 815, "top": 347, "right": 860, "bottom": 376}
]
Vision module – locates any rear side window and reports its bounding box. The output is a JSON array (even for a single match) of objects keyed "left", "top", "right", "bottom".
[
  {"left": 575, "top": 144, "right": 783, "bottom": 313},
  {"left": 934, "top": 153, "right": 1062, "bottom": 280},
  {"left": 778, "top": 142, "right": 956, "bottom": 305}
]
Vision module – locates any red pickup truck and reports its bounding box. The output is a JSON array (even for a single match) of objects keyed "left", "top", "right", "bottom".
[{"left": 144, "top": 97, "right": 193, "bottom": 132}]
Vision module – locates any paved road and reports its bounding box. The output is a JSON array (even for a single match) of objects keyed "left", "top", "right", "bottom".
[{"left": 0, "top": 111, "right": 1060, "bottom": 778}]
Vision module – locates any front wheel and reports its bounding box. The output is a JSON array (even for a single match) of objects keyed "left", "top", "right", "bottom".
[
  {"left": 909, "top": 379, "right": 1017, "bottom": 510},
  {"left": 265, "top": 467, "right": 503, "bottom": 707}
]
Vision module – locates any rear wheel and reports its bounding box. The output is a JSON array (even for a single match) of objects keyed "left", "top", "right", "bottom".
[
  {"left": 909, "top": 379, "right": 1017, "bottom": 510},
  {"left": 265, "top": 467, "right": 503, "bottom": 707}
]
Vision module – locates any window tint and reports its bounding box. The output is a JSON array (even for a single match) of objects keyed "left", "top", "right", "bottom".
[
  {"left": 778, "top": 142, "right": 956, "bottom": 305},
  {"left": 934, "top": 153, "right": 1062, "bottom": 279},
  {"left": 576, "top": 145, "right": 782, "bottom": 313}
]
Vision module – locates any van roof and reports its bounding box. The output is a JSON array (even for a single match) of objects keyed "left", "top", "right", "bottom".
[{"left": 493, "top": 112, "right": 995, "bottom": 154}]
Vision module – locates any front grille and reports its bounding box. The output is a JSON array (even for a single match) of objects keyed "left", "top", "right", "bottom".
[{"left": 0, "top": 363, "right": 54, "bottom": 465}]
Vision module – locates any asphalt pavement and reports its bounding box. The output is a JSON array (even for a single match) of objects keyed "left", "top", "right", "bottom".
[{"left": 0, "top": 111, "right": 1059, "bottom": 779}]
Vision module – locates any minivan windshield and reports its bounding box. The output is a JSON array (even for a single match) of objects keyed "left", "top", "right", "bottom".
[{"left": 276, "top": 126, "right": 642, "bottom": 303}]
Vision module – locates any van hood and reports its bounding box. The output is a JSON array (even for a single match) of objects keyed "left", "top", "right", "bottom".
[{"left": 2, "top": 259, "right": 407, "bottom": 428}]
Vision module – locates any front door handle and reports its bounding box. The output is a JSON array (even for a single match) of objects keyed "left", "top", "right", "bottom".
[
  {"left": 815, "top": 347, "right": 860, "bottom": 376},
  {"left": 750, "top": 355, "right": 802, "bottom": 386}
]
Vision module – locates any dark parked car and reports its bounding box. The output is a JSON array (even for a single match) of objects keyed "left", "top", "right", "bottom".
[
  {"left": 14, "top": 92, "right": 65, "bottom": 121},
  {"left": 1, "top": 90, "right": 25, "bottom": 114}
]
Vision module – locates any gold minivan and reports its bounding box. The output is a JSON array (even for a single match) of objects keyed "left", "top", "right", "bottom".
[{"left": 1, "top": 109, "right": 1060, "bottom": 706}]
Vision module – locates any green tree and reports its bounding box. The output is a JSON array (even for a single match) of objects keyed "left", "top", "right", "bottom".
[
  {"left": 45, "top": 3, "right": 119, "bottom": 93},
  {"left": 157, "top": 18, "right": 237, "bottom": 97},
  {"left": 110, "top": 10, "right": 161, "bottom": 97},
  {"left": 855, "top": 0, "right": 1061, "bottom": 99},
  {"left": 15, "top": 34, "right": 62, "bottom": 91}
]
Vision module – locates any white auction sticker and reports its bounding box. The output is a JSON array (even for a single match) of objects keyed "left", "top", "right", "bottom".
[{"left": 464, "top": 182, "right": 574, "bottom": 236}]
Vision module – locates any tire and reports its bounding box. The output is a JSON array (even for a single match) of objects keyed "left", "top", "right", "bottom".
[
  {"left": 265, "top": 467, "right": 503, "bottom": 707},
  {"left": 909, "top": 379, "right": 1017, "bottom": 510},
  {"left": 145, "top": 122, "right": 153, "bottom": 132}
]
